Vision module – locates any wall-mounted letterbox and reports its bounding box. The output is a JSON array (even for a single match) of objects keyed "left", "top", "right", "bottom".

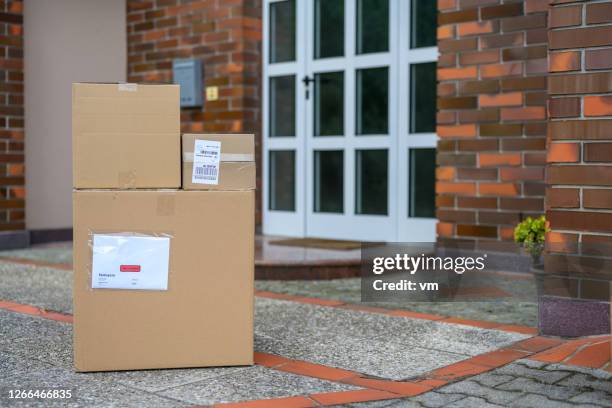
[{"left": 172, "top": 59, "right": 203, "bottom": 108}]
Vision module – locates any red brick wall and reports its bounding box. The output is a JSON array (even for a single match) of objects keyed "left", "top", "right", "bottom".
[
  {"left": 0, "top": 0, "right": 24, "bottom": 232},
  {"left": 546, "top": 0, "right": 612, "bottom": 301},
  {"left": 126, "top": 0, "right": 262, "bottom": 223},
  {"left": 436, "top": 0, "right": 548, "bottom": 252}
]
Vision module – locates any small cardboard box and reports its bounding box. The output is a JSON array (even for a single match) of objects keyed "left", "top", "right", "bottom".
[
  {"left": 72, "top": 83, "right": 181, "bottom": 189},
  {"left": 73, "top": 190, "right": 254, "bottom": 372},
  {"left": 182, "top": 133, "right": 255, "bottom": 191}
]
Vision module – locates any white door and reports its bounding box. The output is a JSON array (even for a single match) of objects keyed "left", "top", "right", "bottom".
[{"left": 263, "top": 0, "right": 438, "bottom": 242}]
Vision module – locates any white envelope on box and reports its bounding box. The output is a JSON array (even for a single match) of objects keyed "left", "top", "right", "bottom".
[{"left": 91, "top": 234, "right": 170, "bottom": 290}]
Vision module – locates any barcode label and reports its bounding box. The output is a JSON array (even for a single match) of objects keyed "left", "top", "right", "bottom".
[
  {"left": 192, "top": 140, "right": 221, "bottom": 185},
  {"left": 194, "top": 165, "right": 218, "bottom": 179}
]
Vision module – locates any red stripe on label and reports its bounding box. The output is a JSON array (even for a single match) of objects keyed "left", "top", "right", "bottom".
[{"left": 120, "top": 265, "right": 141, "bottom": 272}]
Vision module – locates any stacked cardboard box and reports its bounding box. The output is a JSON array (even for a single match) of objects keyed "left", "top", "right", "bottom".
[{"left": 72, "top": 83, "right": 254, "bottom": 372}]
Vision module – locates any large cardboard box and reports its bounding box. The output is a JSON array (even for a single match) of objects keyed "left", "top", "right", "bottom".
[
  {"left": 73, "top": 190, "right": 254, "bottom": 372},
  {"left": 182, "top": 134, "right": 255, "bottom": 191},
  {"left": 72, "top": 83, "right": 181, "bottom": 189}
]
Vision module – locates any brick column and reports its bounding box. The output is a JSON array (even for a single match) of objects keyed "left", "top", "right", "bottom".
[
  {"left": 544, "top": 0, "right": 612, "bottom": 336},
  {"left": 126, "top": 0, "right": 262, "bottom": 223},
  {"left": 436, "top": 0, "right": 548, "bottom": 254},
  {"left": 0, "top": 0, "right": 25, "bottom": 245}
]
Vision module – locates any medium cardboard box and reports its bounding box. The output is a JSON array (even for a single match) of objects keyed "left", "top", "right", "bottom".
[
  {"left": 73, "top": 190, "right": 254, "bottom": 372},
  {"left": 182, "top": 133, "right": 255, "bottom": 190},
  {"left": 72, "top": 83, "right": 181, "bottom": 189}
]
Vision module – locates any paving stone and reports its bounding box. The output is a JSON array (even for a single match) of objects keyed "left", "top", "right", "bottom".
[
  {"left": 256, "top": 298, "right": 471, "bottom": 380},
  {"left": 1, "top": 353, "right": 183, "bottom": 407},
  {"left": 557, "top": 372, "right": 612, "bottom": 393},
  {"left": 513, "top": 358, "right": 548, "bottom": 369},
  {"left": 411, "top": 390, "right": 466, "bottom": 407},
  {"left": 437, "top": 380, "right": 522, "bottom": 405},
  {"left": 546, "top": 363, "right": 612, "bottom": 381},
  {"left": 255, "top": 297, "right": 435, "bottom": 340},
  {"left": 288, "top": 334, "right": 467, "bottom": 380},
  {"left": 570, "top": 391, "right": 612, "bottom": 407},
  {"left": 388, "top": 319, "right": 529, "bottom": 356},
  {"left": 469, "top": 372, "right": 515, "bottom": 387},
  {"left": 346, "top": 398, "right": 422, "bottom": 407},
  {"left": 0, "top": 310, "right": 73, "bottom": 369},
  {"left": 0, "top": 263, "right": 73, "bottom": 314},
  {"left": 91, "top": 365, "right": 251, "bottom": 393},
  {"left": 495, "top": 362, "right": 572, "bottom": 384},
  {"left": 447, "top": 396, "right": 505, "bottom": 407},
  {"left": 0, "top": 352, "right": 58, "bottom": 382},
  {"left": 157, "top": 365, "right": 358, "bottom": 405},
  {"left": 497, "top": 377, "right": 582, "bottom": 400},
  {"left": 511, "top": 393, "right": 601, "bottom": 408}
]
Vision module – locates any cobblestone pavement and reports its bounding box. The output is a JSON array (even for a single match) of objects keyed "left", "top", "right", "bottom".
[
  {"left": 0, "top": 248, "right": 610, "bottom": 407},
  {"left": 349, "top": 358, "right": 612, "bottom": 407}
]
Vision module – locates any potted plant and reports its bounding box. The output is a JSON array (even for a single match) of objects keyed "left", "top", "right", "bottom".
[{"left": 514, "top": 215, "right": 549, "bottom": 268}]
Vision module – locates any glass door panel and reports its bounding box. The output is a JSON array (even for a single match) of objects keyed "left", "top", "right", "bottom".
[
  {"left": 315, "top": 0, "right": 344, "bottom": 59},
  {"left": 314, "top": 71, "right": 344, "bottom": 136},
  {"left": 314, "top": 150, "right": 344, "bottom": 213},
  {"left": 269, "top": 0, "right": 296, "bottom": 63}
]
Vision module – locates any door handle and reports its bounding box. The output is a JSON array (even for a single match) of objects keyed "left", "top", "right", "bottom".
[
  {"left": 302, "top": 75, "right": 315, "bottom": 86},
  {"left": 302, "top": 76, "right": 314, "bottom": 99}
]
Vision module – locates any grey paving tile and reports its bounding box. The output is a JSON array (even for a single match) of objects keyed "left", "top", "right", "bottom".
[
  {"left": 556, "top": 372, "right": 612, "bottom": 393},
  {"left": 0, "top": 263, "right": 73, "bottom": 314},
  {"left": 90, "top": 365, "right": 251, "bottom": 393},
  {"left": 255, "top": 298, "right": 531, "bottom": 380},
  {"left": 295, "top": 336, "right": 468, "bottom": 380},
  {"left": 157, "top": 365, "right": 358, "bottom": 405},
  {"left": 497, "top": 377, "right": 582, "bottom": 400},
  {"left": 511, "top": 393, "right": 600, "bottom": 408},
  {"left": 546, "top": 364, "right": 612, "bottom": 381},
  {"left": 1, "top": 360, "right": 185, "bottom": 408},
  {"left": 0, "top": 352, "right": 58, "bottom": 382},
  {"left": 470, "top": 372, "right": 515, "bottom": 387},
  {"left": 385, "top": 319, "right": 529, "bottom": 356},
  {"left": 437, "top": 380, "right": 522, "bottom": 406},
  {"left": 0, "top": 310, "right": 73, "bottom": 369},
  {"left": 346, "top": 398, "right": 421, "bottom": 407},
  {"left": 513, "top": 358, "right": 547, "bottom": 369},
  {"left": 570, "top": 391, "right": 612, "bottom": 407},
  {"left": 447, "top": 396, "right": 505, "bottom": 408},
  {"left": 495, "top": 363, "right": 572, "bottom": 384},
  {"left": 411, "top": 391, "right": 466, "bottom": 407},
  {"left": 257, "top": 328, "right": 468, "bottom": 381},
  {"left": 255, "top": 297, "right": 434, "bottom": 340}
]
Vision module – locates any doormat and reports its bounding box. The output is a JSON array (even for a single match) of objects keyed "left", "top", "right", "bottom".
[{"left": 269, "top": 238, "right": 383, "bottom": 250}]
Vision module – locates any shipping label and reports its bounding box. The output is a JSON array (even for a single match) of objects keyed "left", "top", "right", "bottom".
[
  {"left": 192, "top": 139, "right": 221, "bottom": 185},
  {"left": 91, "top": 234, "right": 170, "bottom": 290}
]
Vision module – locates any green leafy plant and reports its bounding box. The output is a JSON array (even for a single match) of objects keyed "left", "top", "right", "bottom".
[{"left": 514, "top": 215, "right": 549, "bottom": 264}]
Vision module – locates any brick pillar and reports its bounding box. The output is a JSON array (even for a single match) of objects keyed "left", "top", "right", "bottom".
[
  {"left": 126, "top": 0, "right": 262, "bottom": 224},
  {"left": 543, "top": 0, "right": 612, "bottom": 336},
  {"left": 436, "top": 0, "right": 548, "bottom": 254},
  {"left": 0, "top": 0, "right": 25, "bottom": 245}
]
